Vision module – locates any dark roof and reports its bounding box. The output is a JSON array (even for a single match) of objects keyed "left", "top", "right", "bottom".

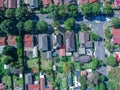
[
  {"left": 64, "top": 0, "right": 77, "bottom": 5},
  {"left": 25, "top": 73, "right": 33, "bottom": 85},
  {"left": 38, "top": 34, "right": 50, "bottom": 51},
  {"left": 79, "top": 32, "right": 90, "bottom": 44},
  {"left": 65, "top": 32, "right": 76, "bottom": 52}
]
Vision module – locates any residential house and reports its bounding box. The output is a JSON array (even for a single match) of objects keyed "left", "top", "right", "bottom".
[
  {"left": 42, "top": 0, "right": 52, "bottom": 8},
  {"left": 115, "top": 0, "right": 120, "bottom": 7},
  {"left": 64, "top": 0, "right": 77, "bottom": 5},
  {"left": 59, "top": 44, "right": 66, "bottom": 56},
  {"left": 65, "top": 32, "right": 76, "bottom": 55},
  {"left": 0, "top": 37, "right": 5, "bottom": 54},
  {"left": 52, "top": 33, "right": 62, "bottom": 50},
  {"left": 112, "top": 28, "right": 120, "bottom": 44},
  {"left": 78, "top": 0, "right": 88, "bottom": 5},
  {"left": 0, "top": 83, "right": 6, "bottom": 90},
  {"left": 24, "top": 0, "right": 38, "bottom": 9},
  {"left": 38, "top": 34, "right": 51, "bottom": 51},
  {"left": 89, "top": 0, "right": 98, "bottom": 3},
  {"left": 24, "top": 35, "right": 36, "bottom": 57},
  {"left": 25, "top": 73, "right": 33, "bottom": 90},
  {"left": 7, "top": 36, "right": 16, "bottom": 47},
  {"left": 53, "top": 0, "right": 63, "bottom": 5},
  {"left": 73, "top": 52, "right": 92, "bottom": 63},
  {"left": 28, "top": 73, "right": 53, "bottom": 90},
  {"left": 79, "top": 46, "right": 86, "bottom": 55},
  {"left": 0, "top": 0, "right": 4, "bottom": 9},
  {"left": 8, "top": 0, "right": 17, "bottom": 8},
  {"left": 79, "top": 32, "right": 90, "bottom": 44}
]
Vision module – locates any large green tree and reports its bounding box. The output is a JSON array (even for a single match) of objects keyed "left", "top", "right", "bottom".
[
  {"left": 36, "top": 20, "right": 48, "bottom": 33},
  {"left": 103, "top": 4, "right": 113, "bottom": 15},
  {"left": 24, "top": 20, "right": 35, "bottom": 33},
  {"left": 5, "top": 8, "right": 15, "bottom": 19},
  {"left": 63, "top": 62, "right": 72, "bottom": 74},
  {"left": 80, "top": 76, "right": 87, "bottom": 90},
  {"left": 16, "top": 21, "right": 25, "bottom": 35},
  {"left": 58, "top": 4, "right": 67, "bottom": 18},
  {"left": 92, "top": 58, "right": 99, "bottom": 70},
  {"left": 111, "top": 17, "right": 120, "bottom": 29},
  {"left": 81, "top": 2, "right": 92, "bottom": 16},
  {"left": 79, "top": 22, "right": 90, "bottom": 31},
  {"left": 106, "top": 55, "right": 116, "bottom": 67},
  {"left": 64, "top": 18, "right": 75, "bottom": 30},
  {"left": 92, "top": 2, "right": 101, "bottom": 16},
  {"left": 99, "top": 83, "right": 106, "bottom": 90},
  {"left": 90, "top": 32, "right": 101, "bottom": 41},
  {"left": 67, "top": 5, "right": 78, "bottom": 18}
]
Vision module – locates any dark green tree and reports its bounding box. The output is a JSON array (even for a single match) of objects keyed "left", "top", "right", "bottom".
[
  {"left": 5, "top": 8, "right": 15, "bottom": 19},
  {"left": 36, "top": 20, "right": 48, "bottom": 33},
  {"left": 90, "top": 32, "right": 101, "bottom": 41},
  {"left": 80, "top": 76, "right": 87, "bottom": 90},
  {"left": 92, "top": 58, "right": 99, "bottom": 70},
  {"left": 0, "top": 10, "right": 4, "bottom": 21},
  {"left": 111, "top": 17, "right": 120, "bottom": 29},
  {"left": 103, "top": 4, "right": 113, "bottom": 15},
  {"left": 68, "top": 5, "right": 78, "bottom": 17},
  {"left": 58, "top": 4, "right": 67, "bottom": 18},
  {"left": 52, "top": 20, "right": 60, "bottom": 29},
  {"left": 81, "top": 2, "right": 92, "bottom": 16},
  {"left": 79, "top": 22, "right": 90, "bottom": 31},
  {"left": 99, "top": 83, "right": 106, "bottom": 90},
  {"left": 106, "top": 55, "right": 116, "bottom": 67},
  {"left": 64, "top": 18, "right": 75, "bottom": 30},
  {"left": 92, "top": 2, "right": 101, "bottom": 16}
]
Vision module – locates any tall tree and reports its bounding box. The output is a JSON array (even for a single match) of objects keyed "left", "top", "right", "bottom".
[
  {"left": 106, "top": 55, "right": 116, "bottom": 67},
  {"left": 24, "top": 20, "right": 35, "bottom": 33},
  {"left": 36, "top": 20, "right": 48, "bottom": 33},
  {"left": 64, "top": 18, "right": 75, "bottom": 30},
  {"left": 111, "top": 17, "right": 120, "bottom": 29},
  {"left": 81, "top": 2, "right": 92, "bottom": 16},
  {"left": 52, "top": 20, "right": 60, "bottom": 30},
  {"left": 5, "top": 8, "right": 15, "bottom": 19},
  {"left": 103, "top": 4, "right": 113, "bottom": 15},
  {"left": 80, "top": 76, "right": 87, "bottom": 90},
  {"left": 58, "top": 4, "right": 67, "bottom": 18},
  {"left": 92, "top": 2, "right": 101, "bottom": 16},
  {"left": 67, "top": 5, "right": 78, "bottom": 17},
  {"left": 99, "top": 83, "right": 106, "bottom": 90},
  {"left": 16, "top": 21, "right": 25, "bottom": 35}
]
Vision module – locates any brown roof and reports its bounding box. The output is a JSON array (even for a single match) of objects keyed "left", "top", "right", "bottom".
[
  {"left": 8, "top": 0, "right": 17, "bottom": 8},
  {"left": 79, "top": 0, "right": 88, "bottom": 5},
  {"left": 0, "top": 0, "right": 3, "bottom": 8},
  {"left": 24, "top": 35, "right": 33, "bottom": 48},
  {"left": 53, "top": 0, "right": 62, "bottom": 5},
  {"left": 0, "top": 37, "right": 5, "bottom": 46},
  {"left": 42, "top": 0, "right": 52, "bottom": 7},
  {"left": 7, "top": 36, "right": 16, "bottom": 46},
  {"left": 79, "top": 32, "right": 90, "bottom": 44}
]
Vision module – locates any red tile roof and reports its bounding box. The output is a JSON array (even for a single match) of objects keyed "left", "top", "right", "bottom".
[
  {"left": 59, "top": 44, "right": 66, "bottom": 56},
  {"left": 79, "top": 0, "right": 89, "bottom": 5},
  {"left": 8, "top": 0, "right": 17, "bottom": 8},
  {"left": 116, "top": 0, "right": 120, "bottom": 7},
  {"left": 0, "top": 0, "right": 3, "bottom": 8},
  {"left": 0, "top": 37, "right": 5, "bottom": 46},
  {"left": 0, "top": 83, "right": 6, "bottom": 90},
  {"left": 115, "top": 54, "right": 120, "bottom": 62},
  {"left": 89, "top": 0, "right": 98, "bottom": 3},
  {"left": 42, "top": 0, "right": 52, "bottom": 7},
  {"left": 112, "top": 28, "right": 120, "bottom": 44},
  {"left": 7, "top": 36, "right": 16, "bottom": 46},
  {"left": 28, "top": 84, "right": 39, "bottom": 90},
  {"left": 24, "top": 35, "right": 33, "bottom": 48}
]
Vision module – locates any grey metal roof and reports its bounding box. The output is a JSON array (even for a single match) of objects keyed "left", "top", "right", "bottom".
[
  {"left": 25, "top": 73, "right": 33, "bottom": 85},
  {"left": 85, "top": 41, "right": 93, "bottom": 48},
  {"left": 38, "top": 34, "right": 50, "bottom": 51}
]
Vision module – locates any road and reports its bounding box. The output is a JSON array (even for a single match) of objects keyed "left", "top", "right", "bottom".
[{"left": 33, "top": 13, "right": 120, "bottom": 61}]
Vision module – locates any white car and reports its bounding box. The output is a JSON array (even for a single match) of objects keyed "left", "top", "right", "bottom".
[
  {"left": 95, "top": 20, "right": 101, "bottom": 23},
  {"left": 106, "top": 17, "right": 111, "bottom": 22}
]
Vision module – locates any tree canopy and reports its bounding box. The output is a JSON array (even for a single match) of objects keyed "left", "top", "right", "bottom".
[
  {"left": 80, "top": 76, "right": 87, "bottom": 90},
  {"left": 111, "top": 17, "right": 120, "bottom": 29},
  {"left": 103, "top": 4, "right": 113, "bottom": 15},
  {"left": 63, "top": 62, "right": 72, "bottom": 74},
  {"left": 92, "top": 2, "right": 101, "bottom": 16},
  {"left": 64, "top": 18, "right": 75, "bottom": 30},
  {"left": 90, "top": 32, "right": 101, "bottom": 41},
  {"left": 58, "top": 4, "right": 67, "bottom": 18},
  {"left": 5, "top": 8, "right": 15, "bottom": 19},
  {"left": 106, "top": 55, "right": 116, "bottom": 67},
  {"left": 16, "top": 21, "right": 25, "bottom": 34}
]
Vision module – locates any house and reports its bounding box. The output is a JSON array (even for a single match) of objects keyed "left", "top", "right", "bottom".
[
  {"left": 59, "top": 44, "right": 66, "bottom": 56},
  {"left": 85, "top": 41, "right": 93, "bottom": 48},
  {"left": 38, "top": 34, "right": 51, "bottom": 51},
  {"left": 53, "top": 0, "right": 62, "bottom": 5},
  {"left": 28, "top": 73, "right": 53, "bottom": 90},
  {"left": 8, "top": 0, "right": 17, "bottom": 8},
  {"left": 42, "top": 0, "right": 52, "bottom": 8},
  {"left": 78, "top": 0, "right": 88, "bottom": 5},
  {"left": 0, "top": 0, "right": 4, "bottom": 9},
  {"left": 65, "top": 32, "right": 76, "bottom": 55},
  {"left": 116, "top": 0, "right": 120, "bottom": 7},
  {"left": 89, "top": 0, "right": 98, "bottom": 3},
  {"left": 112, "top": 28, "right": 120, "bottom": 44},
  {"left": 79, "top": 47, "right": 86, "bottom": 55},
  {"left": 52, "top": 33, "right": 62, "bottom": 50},
  {"left": 0, "top": 37, "right": 5, "bottom": 54},
  {"left": 79, "top": 32, "right": 90, "bottom": 44},
  {"left": 64, "top": 0, "right": 77, "bottom": 5},
  {"left": 0, "top": 83, "right": 6, "bottom": 90},
  {"left": 7, "top": 36, "right": 16, "bottom": 47},
  {"left": 24, "top": 0, "right": 38, "bottom": 9}
]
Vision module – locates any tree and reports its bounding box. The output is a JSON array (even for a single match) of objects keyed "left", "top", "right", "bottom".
[
  {"left": 24, "top": 20, "right": 35, "bottom": 33},
  {"left": 79, "top": 22, "right": 90, "bottom": 31},
  {"left": 64, "top": 18, "right": 75, "bottom": 30},
  {"left": 111, "top": 17, "right": 120, "bottom": 29},
  {"left": 0, "top": 20, "right": 15, "bottom": 35},
  {"left": 106, "top": 55, "right": 116, "bottom": 67},
  {"left": 106, "top": 43, "right": 116, "bottom": 53},
  {"left": 63, "top": 62, "right": 72, "bottom": 74},
  {"left": 52, "top": 20, "right": 60, "bottom": 30},
  {"left": 58, "top": 4, "right": 67, "bottom": 18},
  {"left": 80, "top": 76, "right": 87, "bottom": 90},
  {"left": 90, "top": 32, "right": 101, "bottom": 41},
  {"left": 36, "top": 20, "right": 48, "bottom": 33},
  {"left": 2, "top": 45, "right": 18, "bottom": 62},
  {"left": 103, "top": 4, "right": 113, "bottom": 15},
  {"left": 67, "top": 5, "right": 78, "bottom": 18},
  {"left": 5, "top": 8, "right": 15, "bottom": 19},
  {"left": 99, "top": 83, "right": 106, "bottom": 90},
  {"left": 16, "top": 21, "right": 25, "bottom": 35},
  {"left": 2, "top": 55, "right": 13, "bottom": 65},
  {"left": 15, "top": 6, "right": 29, "bottom": 21},
  {"left": 92, "top": 58, "right": 99, "bottom": 70},
  {"left": 0, "top": 10, "right": 4, "bottom": 21},
  {"left": 105, "top": 29, "right": 112, "bottom": 39},
  {"left": 81, "top": 2, "right": 92, "bottom": 16},
  {"left": 92, "top": 2, "right": 101, "bottom": 16},
  {"left": 99, "top": 75, "right": 105, "bottom": 82}
]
